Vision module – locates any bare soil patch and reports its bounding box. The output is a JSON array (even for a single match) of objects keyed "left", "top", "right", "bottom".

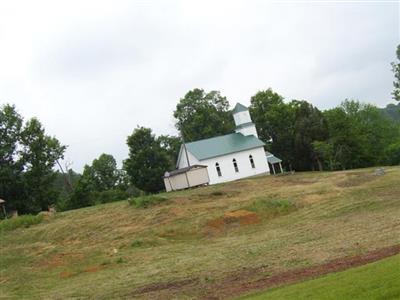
[
  {"left": 206, "top": 210, "right": 260, "bottom": 234},
  {"left": 59, "top": 271, "right": 74, "bottom": 279},
  {"left": 84, "top": 265, "right": 103, "bottom": 273},
  {"left": 39, "top": 252, "right": 84, "bottom": 269},
  {"left": 132, "top": 244, "right": 400, "bottom": 299}
]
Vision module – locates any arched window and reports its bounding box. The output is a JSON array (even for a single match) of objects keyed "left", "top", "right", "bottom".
[
  {"left": 215, "top": 162, "right": 222, "bottom": 177},
  {"left": 233, "top": 158, "right": 239, "bottom": 172},
  {"left": 249, "top": 155, "right": 255, "bottom": 168}
]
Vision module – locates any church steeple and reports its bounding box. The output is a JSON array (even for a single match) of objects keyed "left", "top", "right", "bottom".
[{"left": 232, "top": 103, "right": 258, "bottom": 137}]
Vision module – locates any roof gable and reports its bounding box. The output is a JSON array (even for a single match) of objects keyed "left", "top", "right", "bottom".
[
  {"left": 185, "top": 133, "right": 265, "bottom": 161},
  {"left": 232, "top": 103, "right": 248, "bottom": 114}
]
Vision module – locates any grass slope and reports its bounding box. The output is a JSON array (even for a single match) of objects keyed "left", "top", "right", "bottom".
[
  {"left": 242, "top": 254, "right": 400, "bottom": 300},
  {"left": 1, "top": 167, "right": 400, "bottom": 299}
]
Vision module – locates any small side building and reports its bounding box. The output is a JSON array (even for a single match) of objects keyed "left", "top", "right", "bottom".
[{"left": 163, "top": 165, "right": 209, "bottom": 192}]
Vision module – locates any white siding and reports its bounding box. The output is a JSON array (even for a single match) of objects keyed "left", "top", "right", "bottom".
[
  {"left": 187, "top": 168, "right": 209, "bottom": 187},
  {"left": 164, "top": 167, "right": 209, "bottom": 192},
  {"left": 235, "top": 125, "right": 258, "bottom": 137},
  {"left": 201, "top": 147, "right": 269, "bottom": 184},
  {"left": 177, "top": 148, "right": 200, "bottom": 169},
  {"left": 233, "top": 110, "right": 252, "bottom": 125}
]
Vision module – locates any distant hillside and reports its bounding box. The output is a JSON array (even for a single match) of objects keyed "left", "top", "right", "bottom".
[{"left": 381, "top": 103, "right": 400, "bottom": 122}]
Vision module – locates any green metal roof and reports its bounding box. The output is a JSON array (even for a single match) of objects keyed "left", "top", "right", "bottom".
[
  {"left": 266, "top": 154, "right": 282, "bottom": 164},
  {"left": 185, "top": 133, "right": 265, "bottom": 161},
  {"left": 232, "top": 103, "right": 248, "bottom": 114}
]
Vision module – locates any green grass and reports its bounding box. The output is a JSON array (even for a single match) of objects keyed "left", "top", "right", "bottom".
[
  {"left": 245, "top": 197, "right": 297, "bottom": 217},
  {"left": 241, "top": 254, "right": 400, "bottom": 300},
  {"left": 0, "top": 214, "right": 44, "bottom": 232},
  {"left": 0, "top": 167, "right": 399, "bottom": 299}
]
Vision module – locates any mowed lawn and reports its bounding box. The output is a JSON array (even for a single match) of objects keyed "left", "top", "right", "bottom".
[
  {"left": 241, "top": 254, "right": 400, "bottom": 300},
  {"left": 1, "top": 167, "right": 399, "bottom": 299}
]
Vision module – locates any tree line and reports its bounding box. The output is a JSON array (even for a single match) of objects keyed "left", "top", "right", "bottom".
[{"left": 1, "top": 46, "right": 399, "bottom": 215}]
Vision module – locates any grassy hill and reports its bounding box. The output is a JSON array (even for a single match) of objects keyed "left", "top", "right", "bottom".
[{"left": 1, "top": 167, "right": 400, "bottom": 299}]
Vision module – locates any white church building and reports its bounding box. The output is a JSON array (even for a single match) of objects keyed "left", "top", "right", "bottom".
[{"left": 163, "top": 103, "right": 282, "bottom": 191}]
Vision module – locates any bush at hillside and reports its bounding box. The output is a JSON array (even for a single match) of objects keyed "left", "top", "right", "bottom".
[{"left": 0, "top": 214, "right": 44, "bottom": 232}]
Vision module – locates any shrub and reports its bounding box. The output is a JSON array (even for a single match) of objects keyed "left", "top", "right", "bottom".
[
  {"left": 95, "top": 189, "right": 129, "bottom": 204},
  {"left": 128, "top": 195, "right": 168, "bottom": 208},
  {"left": 0, "top": 214, "right": 44, "bottom": 232}
]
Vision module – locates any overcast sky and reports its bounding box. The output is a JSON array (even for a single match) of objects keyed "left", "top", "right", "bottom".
[{"left": 0, "top": 1, "right": 399, "bottom": 172}]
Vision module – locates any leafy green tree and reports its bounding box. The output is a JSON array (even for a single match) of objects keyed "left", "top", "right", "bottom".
[
  {"left": 19, "top": 118, "right": 66, "bottom": 213},
  {"left": 324, "top": 100, "right": 400, "bottom": 170},
  {"left": 291, "top": 100, "right": 329, "bottom": 171},
  {"left": 174, "top": 89, "right": 234, "bottom": 142},
  {"left": 67, "top": 171, "right": 95, "bottom": 209},
  {"left": 65, "top": 154, "right": 131, "bottom": 210},
  {"left": 249, "top": 88, "right": 296, "bottom": 169},
  {"left": 0, "top": 104, "right": 24, "bottom": 211},
  {"left": 381, "top": 103, "right": 400, "bottom": 123},
  {"left": 312, "top": 141, "right": 336, "bottom": 170},
  {"left": 158, "top": 135, "right": 182, "bottom": 167},
  {"left": 1, "top": 105, "right": 66, "bottom": 214},
  {"left": 85, "top": 154, "right": 119, "bottom": 192},
  {"left": 391, "top": 45, "right": 400, "bottom": 101},
  {"left": 53, "top": 169, "right": 81, "bottom": 211},
  {"left": 124, "top": 127, "right": 172, "bottom": 193},
  {"left": 385, "top": 141, "right": 400, "bottom": 165}
]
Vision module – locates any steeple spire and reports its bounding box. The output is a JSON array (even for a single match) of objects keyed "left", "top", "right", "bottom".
[{"left": 232, "top": 103, "right": 258, "bottom": 137}]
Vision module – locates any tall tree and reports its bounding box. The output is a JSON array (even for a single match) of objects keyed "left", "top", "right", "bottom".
[
  {"left": 391, "top": 44, "right": 400, "bottom": 101},
  {"left": 84, "top": 154, "right": 120, "bottom": 192},
  {"left": 0, "top": 104, "right": 24, "bottom": 210},
  {"left": 174, "top": 89, "right": 234, "bottom": 142},
  {"left": 19, "top": 118, "right": 66, "bottom": 213},
  {"left": 249, "top": 89, "right": 296, "bottom": 169},
  {"left": 324, "top": 100, "right": 400, "bottom": 170},
  {"left": 124, "top": 127, "right": 172, "bottom": 193},
  {"left": 158, "top": 135, "right": 182, "bottom": 167},
  {"left": 0, "top": 106, "right": 66, "bottom": 214},
  {"left": 291, "top": 100, "right": 329, "bottom": 171}
]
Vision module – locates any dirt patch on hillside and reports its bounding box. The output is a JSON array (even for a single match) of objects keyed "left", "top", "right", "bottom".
[
  {"left": 0, "top": 276, "right": 8, "bottom": 284},
  {"left": 84, "top": 265, "right": 103, "bottom": 273},
  {"left": 39, "top": 252, "right": 84, "bottom": 269},
  {"left": 132, "top": 244, "right": 400, "bottom": 299},
  {"left": 206, "top": 210, "right": 260, "bottom": 234},
  {"left": 59, "top": 271, "right": 74, "bottom": 279}
]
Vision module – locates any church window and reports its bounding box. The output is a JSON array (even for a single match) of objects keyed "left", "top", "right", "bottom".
[
  {"left": 233, "top": 158, "right": 239, "bottom": 172},
  {"left": 249, "top": 155, "right": 255, "bottom": 168},
  {"left": 216, "top": 162, "right": 222, "bottom": 177}
]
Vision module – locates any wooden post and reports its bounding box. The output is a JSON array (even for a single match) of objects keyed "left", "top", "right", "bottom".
[
  {"left": 279, "top": 162, "right": 283, "bottom": 173},
  {"left": 272, "top": 164, "right": 276, "bottom": 175}
]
